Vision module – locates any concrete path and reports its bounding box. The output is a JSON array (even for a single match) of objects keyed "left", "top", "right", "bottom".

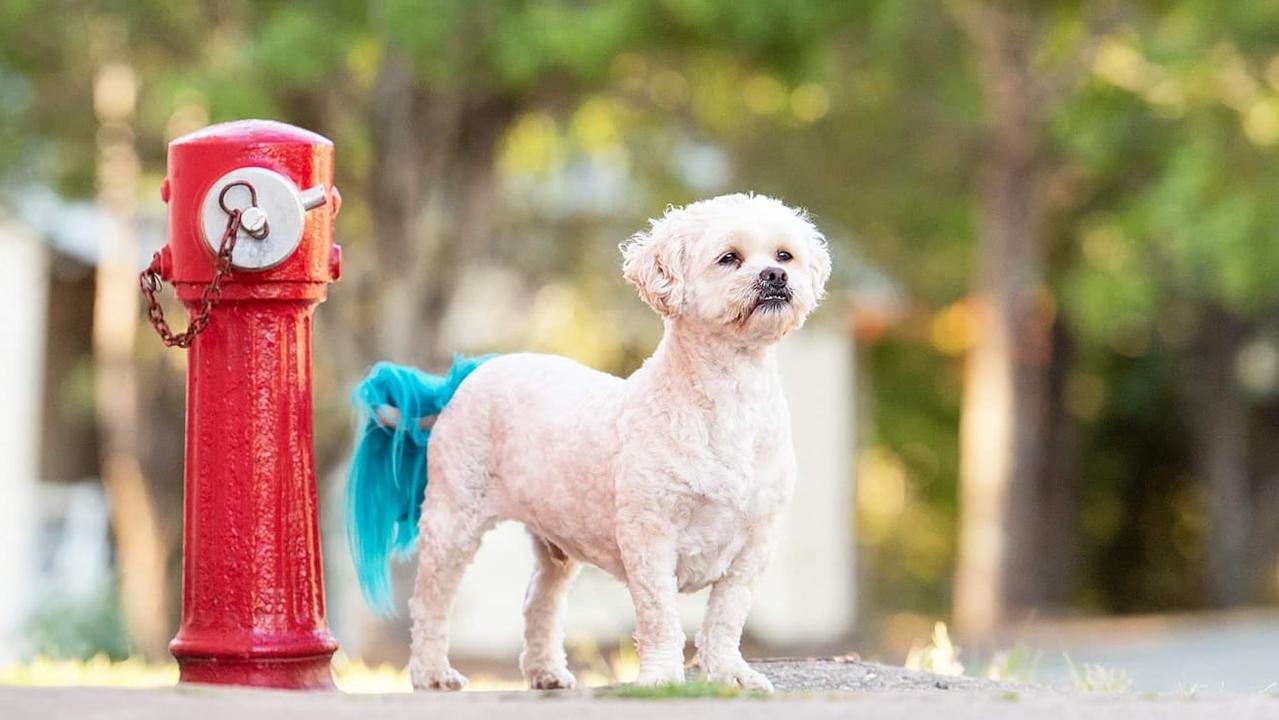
[
  {"left": 6, "top": 658, "right": 1279, "bottom": 719},
  {"left": 6, "top": 683, "right": 1278, "bottom": 720},
  {"left": 724, "top": 657, "right": 1018, "bottom": 693},
  {"left": 1011, "top": 609, "right": 1279, "bottom": 694}
]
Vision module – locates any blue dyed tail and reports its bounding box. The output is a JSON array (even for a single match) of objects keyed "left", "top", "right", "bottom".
[{"left": 346, "top": 354, "right": 494, "bottom": 616}]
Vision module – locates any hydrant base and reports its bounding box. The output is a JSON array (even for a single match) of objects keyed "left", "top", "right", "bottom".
[{"left": 177, "top": 654, "right": 336, "bottom": 690}]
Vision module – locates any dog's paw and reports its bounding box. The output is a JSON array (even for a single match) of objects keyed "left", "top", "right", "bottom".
[
  {"left": 634, "top": 666, "right": 686, "bottom": 686},
  {"left": 411, "top": 665, "right": 468, "bottom": 691},
  {"left": 705, "top": 664, "right": 774, "bottom": 693},
  {"left": 525, "top": 665, "right": 577, "bottom": 690}
]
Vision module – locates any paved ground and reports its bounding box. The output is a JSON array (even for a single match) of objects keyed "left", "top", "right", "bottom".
[
  {"left": 1011, "top": 609, "right": 1279, "bottom": 693},
  {"left": 716, "top": 657, "right": 1021, "bottom": 693},
  {"left": 7, "top": 684, "right": 1278, "bottom": 720},
  {"left": 6, "top": 659, "right": 1279, "bottom": 720}
]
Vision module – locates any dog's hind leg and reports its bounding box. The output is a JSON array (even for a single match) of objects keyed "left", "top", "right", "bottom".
[
  {"left": 519, "top": 533, "right": 580, "bottom": 689},
  {"left": 407, "top": 491, "right": 491, "bottom": 691}
]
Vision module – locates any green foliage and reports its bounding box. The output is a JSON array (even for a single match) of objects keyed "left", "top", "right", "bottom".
[
  {"left": 253, "top": 6, "right": 361, "bottom": 88},
  {"left": 377, "top": 0, "right": 837, "bottom": 94}
]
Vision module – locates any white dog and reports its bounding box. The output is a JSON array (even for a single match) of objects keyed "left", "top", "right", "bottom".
[{"left": 346, "top": 193, "right": 831, "bottom": 693}]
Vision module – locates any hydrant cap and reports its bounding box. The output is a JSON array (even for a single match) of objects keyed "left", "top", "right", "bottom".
[
  {"left": 171, "top": 119, "right": 333, "bottom": 148},
  {"left": 165, "top": 118, "right": 336, "bottom": 292}
]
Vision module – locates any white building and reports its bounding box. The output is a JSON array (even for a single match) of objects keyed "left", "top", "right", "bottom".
[{"left": 0, "top": 215, "right": 50, "bottom": 662}]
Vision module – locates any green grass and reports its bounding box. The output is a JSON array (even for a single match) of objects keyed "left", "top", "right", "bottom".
[{"left": 599, "top": 680, "right": 768, "bottom": 700}]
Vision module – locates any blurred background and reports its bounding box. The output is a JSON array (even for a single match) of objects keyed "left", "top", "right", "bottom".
[{"left": 3, "top": 0, "right": 1279, "bottom": 695}]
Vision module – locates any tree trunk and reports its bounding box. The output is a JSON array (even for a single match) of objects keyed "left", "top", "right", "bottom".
[
  {"left": 1250, "top": 393, "right": 1279, "bottom": 603},
  {"left": 950, "top": 3, "right": 1052, "bottom": 637},
  {"left": 1186, "top": 304, "right": 1251, "bottom": 607},
  {"left": 337, "top": 49, "right": 517, "bottom": 660},
  {"left": 356, "top": 52, "right": 514, "bottom": 368},
  {"left": 92, "top": 57, "right": 173, "bottom": 660},
  {"left": 1038, "top": 316, "right": 1081, "bottom": 608}
]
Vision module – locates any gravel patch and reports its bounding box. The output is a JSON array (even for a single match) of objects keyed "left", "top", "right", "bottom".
[{"left": 739, "top": 657, "right": 1028, "bottom": 694}]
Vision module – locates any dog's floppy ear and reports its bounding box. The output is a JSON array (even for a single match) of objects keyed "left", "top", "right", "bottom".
[
  {"left": 794, "top": 208, "right": 832, "bottom": 301},
  {"left": 621, "top": 207, "right": 688, "bottom": 317},
  {"left": 807, "top": 224, "right": 832, "bottom": 300}
]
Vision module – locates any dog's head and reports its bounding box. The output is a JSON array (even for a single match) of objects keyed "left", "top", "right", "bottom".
[{"left": 621, "top": 194, "right": 831, "bottom": 345}]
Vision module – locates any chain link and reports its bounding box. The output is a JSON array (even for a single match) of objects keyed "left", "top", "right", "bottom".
[{"left": 140, "top": 209, "right": 241, "bottom": 349}]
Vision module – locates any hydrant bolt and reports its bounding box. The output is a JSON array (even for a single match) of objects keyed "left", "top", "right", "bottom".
[{"left": 239, "top": 206, "right": 268, "bottom": 237}]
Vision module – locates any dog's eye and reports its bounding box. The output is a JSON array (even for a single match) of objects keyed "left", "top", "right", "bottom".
[
  {"left": 776, "top": 250, "right": 793, "bottom": 263},
  {"left": 717, "top": 252, "right": 741, "bottom": 267}
]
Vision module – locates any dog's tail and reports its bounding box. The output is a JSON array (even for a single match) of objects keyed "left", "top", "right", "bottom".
[{"left": 346, "top": 354, "right": 494, "bottom": 615}]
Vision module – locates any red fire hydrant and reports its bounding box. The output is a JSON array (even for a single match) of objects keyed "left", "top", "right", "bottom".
[{"left": 144, "top": 119, "right": 342, "bottom": 689}]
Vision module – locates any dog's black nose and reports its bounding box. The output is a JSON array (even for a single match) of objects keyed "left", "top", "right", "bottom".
[{"left": 759, "top": 266, "right": 788, "bottom": 286}]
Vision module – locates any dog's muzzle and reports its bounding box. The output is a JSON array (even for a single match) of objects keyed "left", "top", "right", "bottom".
[
  {"left": 753, "top": 266, "right": 792, "bottom": 311},
  {"left": 752, "top": 288, "right": 793, "bottom": 313}
]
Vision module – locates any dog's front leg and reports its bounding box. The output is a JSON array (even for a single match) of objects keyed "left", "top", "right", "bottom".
[
  {"left": 619, "top": 533, "right": 686, "bottom": 685},
  {"left": 695, "top": 526, "right": 776, "bottom": 693}
]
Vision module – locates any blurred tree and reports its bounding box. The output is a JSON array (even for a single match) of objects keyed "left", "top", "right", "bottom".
[
  {"left": 706, "top": 0, "right": 1279, "bottom": 630},
  {"left": 911, "top": 0, "right": 1113, "bottom": 637},
  {"left": 89, "top": 25, "right": 171, "bottom": 660},
  {"left": 0, "top": 2, "right": 197, "bottom": 660},
  {"left": 945, "top": 0, "right": 1059, "bottom": 638},
  {"left": 1056, "top": 0, "right": 1279, "bottom": 607},
  {"left": 718, "top": 0, "right": 1256, "bottom": 633}
]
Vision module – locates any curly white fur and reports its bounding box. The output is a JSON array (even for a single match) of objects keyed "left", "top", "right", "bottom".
[{"left": 407, "top": 193, "right": 831, "bottom": 692}]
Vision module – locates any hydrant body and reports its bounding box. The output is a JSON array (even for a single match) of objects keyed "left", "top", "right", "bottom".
[{"left": 162, "top": 120, "right": 341, "bottom": 689}]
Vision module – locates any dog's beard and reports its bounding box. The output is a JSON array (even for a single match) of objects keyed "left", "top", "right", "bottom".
[
  {"left": 750, "top": 285, "right": 793, "bottom": 315},
  {"left": 745, "top": 295, "right": 798, "bottom": 333},
  {"left": 712, "top": 284, "right": 805, "bottom": 340}
]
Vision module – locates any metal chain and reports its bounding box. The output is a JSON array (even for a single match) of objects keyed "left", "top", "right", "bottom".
[{"left": 140, "top": 209, "right": 241, "bottom": 348}]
